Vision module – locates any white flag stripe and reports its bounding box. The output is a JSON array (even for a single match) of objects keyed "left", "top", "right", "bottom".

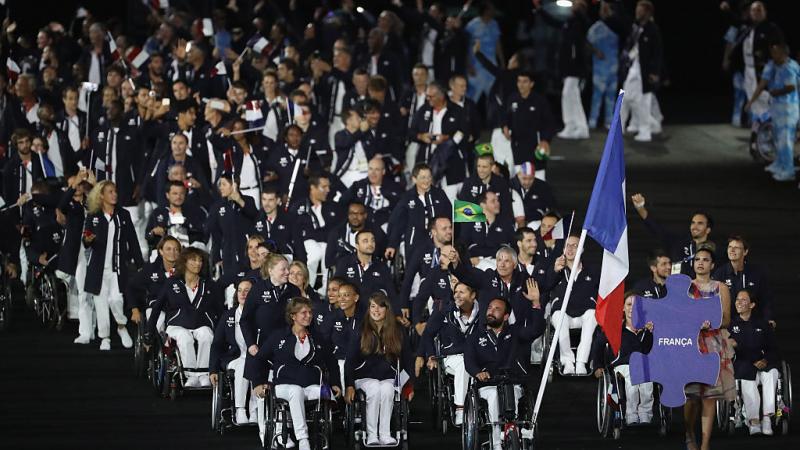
[{"left": 597, "top": 228, "right": 629, "bottom": 298}]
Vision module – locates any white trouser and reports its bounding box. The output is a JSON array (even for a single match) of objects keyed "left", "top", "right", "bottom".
[
  {"left": 405, "top": 142, "right": 420, "bottom": 177},
  {"left": 144, "top": 307, "right": 165, "bottom": 334},
  {"left": 614, "top": 364, "right": 654, "bottom": 423},
  {"left": 19, "top": 243, "right": 28, "bottom": 284},
  {"left": 94, "top": 272, "right": 126, "bottom": 339},
  {"left": 166, "top": 325, "right": 213, "bottom": 371},
  {"left": 744, "top": 66, "right": 770, "bottom": 123},
  {"left": 241, "top": 187, "right": 261, "bottom": 207},
  {"left": 444, "top": 354, "right": 469, "bottom": 407},
  {"left": 440, "top": 177, "right": 462, "bottom": 204},
  {"left": 355, "top": 378, "right": 395, "bottom": 440},
  {"left": 479, "top": 384, "right": 523, "bottom": 450},
  {"left": 550, "top": 309, "right": 596, "bottom": 366},
  {"left": 633, "top": 93, "right": 654, "bottom": 139},
  {"left": 275, "top": 384, "right": 321, "bottom": 441},
  {"left": 328, "top": 117, "right": 345, "bottom": 149},
  {"left": 227, "top": 356, "right": 256, "bottom": 412},
  {"left": 303, "top": 240, "right": 327, "bottom": 293},
  {"left": 561, "top": 77, "right": 589, "bottom": 136},
  {"left": 123, "top": 204, "right": 148, "bottom": 260},
  {"left": 338, "top": 360, "right": 346, "bottom": 390},
  {"left": 741, "top": 368, "right": 779, "bottom": 420},
  {"left": 490, "top": 128, "right": 514, "bottom": 170},
  {"left": 340, "top": 170, "right": 368, "bottom": 189}
]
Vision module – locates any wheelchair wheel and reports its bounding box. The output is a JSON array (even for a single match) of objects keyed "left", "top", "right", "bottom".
[
  {"left": 134, "top": 320, "right": 147, "bottom": 379},
  {"left": 211, "top": 378, "right": 224, "bottom": 433},
  {"left": 657, "top": 403, "right": 671, "bottom": 437},
  {"left": 392, "top": 251, "right": 404, "bottom": 290},
  {"left": 714, "top": 400, "right": 733, "bottom": 434},
  {"left": 596, "top": 371, "right": 613, "bottom": 438},
  {"left": 750, "top": 120, "right": 776, "bottom": 164},
  {"left": 262, "top": 396, "right": 276, "bottom": 450},
  {"left": 345, "top": 402, "right": 357, "bottom": 449},
  {"left": 462, "top": 387, "right": 480, "bottom": 450},
  {"left": 0, "top": 283, "right": 11, "bottom": 332},
  {"left": 779, "top": 361, "right": 792, "bottom": 435},
  {"left": 312, "top": 400, "right": 333, "bottom": 450},
  {"left": 428, "top": 367, "right": 440, "bottom": 431},
  {"left": 503, "top": 426, "right": 522, "bottom": 450}
]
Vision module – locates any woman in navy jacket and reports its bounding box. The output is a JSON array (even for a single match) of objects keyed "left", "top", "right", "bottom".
[
  {"left": 729, "top": 289, "right": 781, "bottom": 436},
  {"left": 126, "top": 236, "right": 181, "bottom": 333},
  {"left": 146, "top": 247, "right": 223, "bottom": 387},
  {"left": 241, "top": 254, "right": 301, "bottom": 381},
  {"left": 344, "top": 292, "right": 415, "bottom": 446},
  {"left": 252, "top": 297, "right": 342, "bottom": 450},
  {"left": 83, "top": 180, "right": 144, "bottom": 351},
  {"left": 209, "top": 278, "right": 258, "bottom": 425}
]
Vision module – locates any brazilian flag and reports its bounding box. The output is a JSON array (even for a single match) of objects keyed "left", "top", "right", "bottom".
[
  {"left": 474, "top": 142, "right": 493, "bottom": 156},
  {"left": 454, "top": 200, "right": 486, "bottom": 223}
]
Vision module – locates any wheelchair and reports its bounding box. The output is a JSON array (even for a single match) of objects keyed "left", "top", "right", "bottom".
[
  {"left": 344, "top": 383, "right": 410, "bottom": 449},
  {"left": 716, "top": 360, "right": 793, "bottom": 435},
  {"left": 749, "top": 115, "right": 800, "bottom": 165},
  {"left": 260, "top": 383, "right": 335, "bottom": 450},
  {"left": 428, "top": 338, "right": 457, "bottom": 435},
  {"left": 0, "top": 254, "right": 14, "bottom": 332},
  {"left": 26, "top": 262, "right": 68, "bottom": 331},
  {"left": 211, "top": 369, "right": 257, "bottom": 434},
  {"left": 595, "top": 365, "right": 671, "bottom": 440},
  {"left": 540, "top": 304, "right": 594, "bottom": 379},
  {"left": 461, "top": 374, "right": 537, "bottom": 450},
  {"left": 148, "top": 333, "right": 211, "bottom": 400}
]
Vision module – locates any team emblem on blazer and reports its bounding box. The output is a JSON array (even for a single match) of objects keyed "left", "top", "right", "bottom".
[
  {"left": 478, "top": 336, "right": 488, "bottom": 347},
  {"left": 150, "top": 273, "right": 159, "bottom": 282},
  {"left": 511, "top": 102, "right": 518, "bottom": 112},
  {"left": 255, "top": 221, "right": 264, "bottom": 231},
  {"left": 226, "top": 316, "right": 235, "bottom": 326},
  {"left": 92, "top": 217, "right": 100, "bottom": 226},
  {"left": 731, "top": 325, "right": 740, "bottom": 334},
  {"left": 172, "top": 283, "right": 181, "bottom": 293},
  {"left": 437, "top": 278, "right": 446, "bottom": 289},
  {"left": 278, "top": 339, "right": 285, "bottom": 349},
  {"left": 423, "top": 253, "right": 432, "bottom": 265},
  {"left": 407, "top": 200, "right": 415, "bottom": 209},
  {"left": 219, "top": 207, "right": 226, "bottom": 216},
  {"left": 585, "top": 276, "right": 592, "bottom": 281}
]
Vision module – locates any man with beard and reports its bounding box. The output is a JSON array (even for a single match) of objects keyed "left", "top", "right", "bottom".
[
  {"left": 633, "top": 249, "right": 671, "bottom": 299},
  {"left": 325, "top": 202, "right": 386, "bottom": 270}
]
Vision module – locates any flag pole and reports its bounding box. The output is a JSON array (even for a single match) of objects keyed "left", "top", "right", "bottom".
[{"left": 532, "top": 229, "right": 588, "bottom": 424}]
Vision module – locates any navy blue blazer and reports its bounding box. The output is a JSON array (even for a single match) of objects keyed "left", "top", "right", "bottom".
[
  {"left": 419, "top": 301, "right": 484, "bottom": 359},
  {"left": 248, "top": 327, "right": 341, "bottom": 388},
  {"left": 146, "top": 277, "right": 223, "bottom": 335},
  {"left": 209, "top": 307, "right": 244, "bottom": 374},
  {"left": 82, "top": 207, "right": 144, "bottom": 296},
  {"left": 344, "top": 325, "right": 415, "bottom": 389}
]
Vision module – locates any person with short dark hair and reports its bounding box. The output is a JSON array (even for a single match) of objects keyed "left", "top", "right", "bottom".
[
  {"left": 251, "top": 187, "right": 296, "bottom": 256},
  {"left": 205, "top": 174, "right": 258, "bottom": 278},
  {"left": 341, "top": 155, "right": 403, "bottom": 232},
  {"left": 145, "top": 180, "right": 205, "bottom": 250},
  {"left": 3, "top": 128, "right": 45, "bottom": 207},
  {"left": 713, "top": 235, "right": 774, "bottom": 323},
  {"left": 633, "top": 249, "right": 671, "bottom": 299},
  {"left": 334, "top": 229, "right": 396, "bottom": 313}
]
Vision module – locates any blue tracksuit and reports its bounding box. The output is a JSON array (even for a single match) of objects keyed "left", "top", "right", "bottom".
[
  {"left": 761, "top": 58, "right": 800, "bottom": 176},
  {"left": 587, "top": 20, "right": 619, "bottom": 128}
]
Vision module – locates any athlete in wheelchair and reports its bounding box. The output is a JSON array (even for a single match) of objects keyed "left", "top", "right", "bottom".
[
  {"left": 251, "top": 296, "right": 341, "bottom": 450},
  {"left": 415, "top": 281, "right": 481, "bottom": 430},
  {"left": 127, "top": 236, "right": 181, "bottom": 378},
  {"left": 144, "top": 247, "right": 222, "bottom": 397},
  {"left": 463, "top": 280, "right": 545, "bottom": 450},
  {"left": 344, "top": 292, "right": 415, "bottom": 448},
  {"left": 209, "top": 278, "right": 258, "bottom": 431},
  {"left": 724, "top": 288, "right": 792, "bottom": 436},
  {"left": 592, "top": 293, "right": 670, "bottom": 439}
]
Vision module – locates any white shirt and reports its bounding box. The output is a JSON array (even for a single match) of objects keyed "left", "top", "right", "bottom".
[
  {"left": 234, "top": 306, "right": 246, "bottom": 355},
  {"left": 22, "top": 160, "right": 33, "bottom": 195},
  {"left": 89, "top": 52, "right": 102, "bottom": 85},
  {"left": 334, "top": 80, "right": 346, "bottom": 116},
  {"left": 744, "top": 29, "right": 755, "bottom": 68},
  {"left": 294, "top": 334, "right": 311, "bottom": 360},
  {"left": 25, "top": 103, "right": 40, "bottom": 125},
  {"left": 103, "top": 213, "right": 116, "bottom": 272},
  {"left": 369, "top": 55, "right": 379, "bottom": 75},
  {"left": 46, "top": 131, "right": 64, "bottom": 177},
  {"left": 239, "top": 152, "right": 258, "bottom": 188},
  {"left": 347, "top": 141, "right": 369, "bottom": 173},
  {"left": 182, "top": 129, "right": 193, "bottom": 155},
  {"left": 310, "top": 203, "right": 326, "bottom": 228},
  {"left": 421, "top": 28, "right": 438, "bottom": 68},
  {"left": 431, "top": 107, "right": 447, "bottom": 136},
  {"left": 66, "top": 114, "right": 81, "bottom": 151},
  {"left": 186, "top": 282, "right": 199, "bottom": 303}
]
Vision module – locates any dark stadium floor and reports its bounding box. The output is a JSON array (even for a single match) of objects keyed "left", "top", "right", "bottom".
[{"left": 1, "top": 124, "right": 798, "bottom": 449}]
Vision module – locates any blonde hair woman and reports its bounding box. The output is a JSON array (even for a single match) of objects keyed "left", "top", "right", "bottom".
[{"left": 82, "top": 181, "right": 144, "bottom": 350}]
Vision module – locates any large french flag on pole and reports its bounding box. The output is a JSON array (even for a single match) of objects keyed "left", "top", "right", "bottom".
[{"left": 583, "top": 92, "right": 628, "bottom": 355}]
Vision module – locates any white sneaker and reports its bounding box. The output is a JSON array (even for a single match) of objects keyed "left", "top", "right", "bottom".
[
  {"left": 575, "top": 363, "right": 588, "bottom": 375},
  {"left": 366, "top": 434, "right": 379, "bottom": 445},
  {"left": 117, "top": 327, "right": 133, "bottom": 348},
  {"left": 74, "top": 335, "right": 90, "bottom": 344},
  {"left": 639, "top": 414, "right": 653, "bottom": 424},
  {"left": 557, "top": 128, "right": 576, "bottom": 139},
  {"left": 562, "top": 362, "right": 575, "bottom": 375},
  {"left": 634, "top": 132, "right": 652, "bottom": 142},
  {"left": 455, "top": 408, "right": 464, "bottom": 426},
  {"left": 626, "top": 415, "right": 639, "bottom": 425},
  {"left": 379, "top": 435, "right": 398, "bottom": 446},
  {"left": 199, "top": 374, "right": 211, "bottom": 387},
  {"left": 762, "top": 416, "right": 773, "bottom": 436},
  {"left": 772, "top": 171, "right": 796, "bottom": 182},
  {"left": 184, "top": 375, "right": 200, "bottom": 388},
  {"left": 748, "top": 422, "right": 762, "bottom": 435},
  {"left": 99, "top": 338, "right": 111, "bottom": 351},
  {"left": 298, "top": 438, "right": 311, "bottom": 450},
  {"left": 764, "top": 162, "right": 779, "bottom": 173},
  {"left": 235, "top": 408, "right": 249, "bottom": 424}
]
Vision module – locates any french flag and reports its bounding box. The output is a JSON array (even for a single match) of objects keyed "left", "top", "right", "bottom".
[
  {"left": 107, "top": 32, "right": 120, "bottom": 61},
  {"left": 6, "top": 58, "right": 20, "bottom": 82},
  {"left": 247, "top": 33, "right": 273, "bottom": 56},
  {"left": 211, "top": 60, "right": 227, "bottom": 77},
  {"left": 128, "top": 47, "right": 150, "bottom": 70},
  {"left": 245, "top": 100, "right": 264, "bottom": 122},
  {"left": 583, "top": 92, "right": 628, "bottom": 355}
]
